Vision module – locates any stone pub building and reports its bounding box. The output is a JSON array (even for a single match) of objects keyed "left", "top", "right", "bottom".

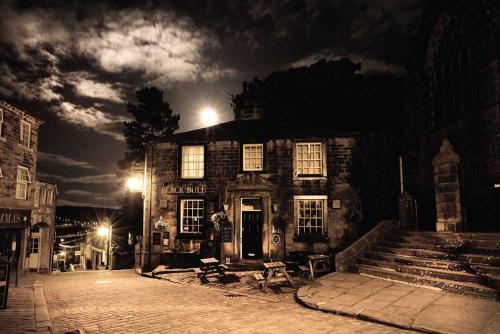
[{"left": 141, "top": 106, "right": 360, "bottom": 271}]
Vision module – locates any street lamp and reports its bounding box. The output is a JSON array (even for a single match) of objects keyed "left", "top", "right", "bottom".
[
  {"left": 98, "top": 223, "right": 112, "bottom": 270},
  {"left": 127, "top": 176, "right": 144, "bottom": 192}
]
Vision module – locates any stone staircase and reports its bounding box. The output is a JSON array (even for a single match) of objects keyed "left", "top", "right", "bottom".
[{"left": 354, "top": 231, "right": 500, "bottom": 300}]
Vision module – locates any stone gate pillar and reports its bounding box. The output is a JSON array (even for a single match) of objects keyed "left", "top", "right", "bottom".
[{"left": 432, "top": 139, "right": 462, "bottom": 232}]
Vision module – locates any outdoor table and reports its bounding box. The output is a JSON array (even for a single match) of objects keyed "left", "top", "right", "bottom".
[
  {"left": 195, "top": 257, "right": 227, "bottom": 280},
  {"left": 307, "top": 255, "right": 331, "bottom": 280},
  {"left": 258, "top": 261, "right": 296, "bottom": 290}
]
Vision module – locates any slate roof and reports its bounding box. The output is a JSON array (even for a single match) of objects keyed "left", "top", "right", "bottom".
[{"left": 168, "top": 119, "right": 358, "bottom": 143}]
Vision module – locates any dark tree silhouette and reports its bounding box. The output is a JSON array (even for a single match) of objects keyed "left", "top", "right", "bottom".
[{"left": 121, "top": 87, "right": 180, "bottom": 165}]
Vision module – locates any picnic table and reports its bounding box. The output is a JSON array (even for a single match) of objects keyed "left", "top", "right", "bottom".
[
  {"left": 194, "top": 257, "right": 228, "bottom": 280},
  {"left": 306, "top": 254, "right": 331, "bottom": 280},
  {"left": 254, "top": 261, "right": 296, "bottom": 291}
]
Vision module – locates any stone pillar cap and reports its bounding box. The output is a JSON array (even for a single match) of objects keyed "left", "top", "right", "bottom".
[{"left": 432, "top": 138, "right": 460, "bottom": 166}]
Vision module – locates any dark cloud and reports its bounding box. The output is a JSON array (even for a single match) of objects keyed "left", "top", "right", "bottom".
[{"left": 1, "top": 0, "right": 424, "bottom": 206}]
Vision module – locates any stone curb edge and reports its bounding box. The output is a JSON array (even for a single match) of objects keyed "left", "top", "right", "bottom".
[
  {"left": 33, "top": 280, "right": 54, "bottom": 334},
  {"left": 295, "top": 286, "right": 442, "bottom": 334}
]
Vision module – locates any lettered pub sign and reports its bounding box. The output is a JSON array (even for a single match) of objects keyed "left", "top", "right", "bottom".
[
  {"left": 0, "top": 263, "right": 10, "bottom": 309},
  {"left": 0, "top": 209, "right": 31, "bottom": 228},
  {"left": 161, "top": 183, "right": 207, "bottom": 195}
]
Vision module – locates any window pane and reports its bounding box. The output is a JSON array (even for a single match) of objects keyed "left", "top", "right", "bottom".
[
  {"left": 243, "top": 144, "right": 263, "bottom": 171},
  {"left": 296, "top": 198, "right": 326, "bottom": 235},
  {"left": 182, "top": 146, "right": 204, "bottom": 178},
  {"left": 180, "top": 199, "right": 204, "bottom": 233}
]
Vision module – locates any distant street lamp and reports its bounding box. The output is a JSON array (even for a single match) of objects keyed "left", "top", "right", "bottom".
[{"left": 98, "top": 223, "right": 112, "bottom": 270}]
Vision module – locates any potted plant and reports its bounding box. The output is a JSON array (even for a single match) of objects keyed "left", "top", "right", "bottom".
[
  {"left": 271, "top": 213, "right": 288, "bottom": 233},
  {"left": 210, "top": 212, "right": 229, "bottom": 232}
]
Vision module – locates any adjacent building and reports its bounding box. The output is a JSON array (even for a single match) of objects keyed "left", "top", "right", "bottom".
[
  {"left": 0, "top": 100, "right": 56, "bottom": 274},
  {"left": 404, "top": 0, "right": 500, "bottom": 232},
  {"left": 141, "top": 107, "right": 360, "bottom": 271}
]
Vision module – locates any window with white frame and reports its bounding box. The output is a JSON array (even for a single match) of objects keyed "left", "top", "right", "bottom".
[
  {"left": 181, "top": 145, "right": 204, "bottom": 178},
  {"left": 16, "top": 166, "right": 31, "bottom": 199},
  {"left": 20, "top": 120, "right": 31, "bottom": 148},
  {"left": 0, "top": 109, "right": 3, "bottom": 137},
  {"left": 0, "top": 166, "right": 3, "bottom": 178},
  {"left": 243, "top": 144, "right": 263, "bottom": 171},
  {"left": 180, "top": 199, "right": 204, "bottom": 233},
  {"left": 295, "top": 143, "right": 323, "bottom": 176},
  {"left": 29, "top": 237, "right": 39, "bottom": 254},
  {"left": 47, "top": 188, "right": 54, "bottom": 205},
  {"left": 294, "top": 196, "right": 327, "bottom": 235},
  {"left": 40, "top": 187, "right": 47, "bottom": 205}
]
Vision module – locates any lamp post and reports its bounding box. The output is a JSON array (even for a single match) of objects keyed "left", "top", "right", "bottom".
[{"left": 98, "top": 223, "right": 112, "bottom": 270}]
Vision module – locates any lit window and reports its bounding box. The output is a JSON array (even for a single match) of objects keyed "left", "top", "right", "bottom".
[
  {"left": 0, "top": 167, "right": 2, "bottom": 178},
  {"left": 294, "top": 196, "right": 327, "bottom": 236},
  {"left": 180, "top": 199, "right": 204, "bottom": 233},
  {"left": 0, "top": 109, "right": 3, "bottom": 137},
  {"left": 20, "top": 120, "right": 31, "bottom": 148},
  {"left": 29, "top": 237, "right": 39, "bottom": 254},
  {"left": 243, "top": 144, "right": 263, "bottom": 171},
  {"left": 181, "top": 145, "right": 204, "bottom": 178},
  {"left": 16, "top": 166, "right": 31, "bottom": 199},
  {"left": 295, "top": 143, "right": 323, "bottom": 176}
]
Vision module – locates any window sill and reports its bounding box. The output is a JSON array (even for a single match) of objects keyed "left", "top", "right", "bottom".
[
  {"left": 293, "top": 176, "right": 327, "bottom": 181},
  {"left": 17, "top": 143, "right": 33, "bottom": 152},
  {"left": 293, "top": 234, "right": 330, "bottom": 243},
  {"left": 176, "top": 233, "right": 206, "bottom": 240}
]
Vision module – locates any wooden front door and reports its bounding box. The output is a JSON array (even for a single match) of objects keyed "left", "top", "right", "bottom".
[{"left": 242, "top": 211, "right": 263, "bottom": 259}]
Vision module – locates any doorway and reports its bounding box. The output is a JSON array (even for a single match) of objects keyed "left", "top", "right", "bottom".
[
  {"left": 28, "top": 234, "right": 40, "bottom": 270},
  {"left": 242, "top": 211, "right": 263, "bottom": 259}
]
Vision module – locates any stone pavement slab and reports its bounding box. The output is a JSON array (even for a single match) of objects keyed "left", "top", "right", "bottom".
[{"left": 296, "top": 272, "right": 500, "bottom": 334}]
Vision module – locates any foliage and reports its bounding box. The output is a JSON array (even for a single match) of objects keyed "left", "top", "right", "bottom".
[
  {"left": 120, "top": 87, "right": 180, "bottom": 166},
  {"left": 210, "top": 212, "right": 229, "bottom": 231},
  {"left": 271, "top": 213, "right": 288, "bottom": 232}
]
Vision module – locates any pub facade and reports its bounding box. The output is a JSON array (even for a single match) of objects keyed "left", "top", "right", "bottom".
[
  {"left": 0, "top": 100, "right": 56, "bottom": 274},
  {"left": 141, "top": 108, "right": 360, "bottom": 270}
]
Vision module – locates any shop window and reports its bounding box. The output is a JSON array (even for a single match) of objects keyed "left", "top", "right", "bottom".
[
  {"left": 16, "top": 166, "right": 31, "bottom": 199},
  {"left": 295, "top": 143, "right": 324, "bottom": 176},
  {"left": 180, "top": 199, "right": 205, "bottom": 233},
  {"left": 294, "top": 196, "right": 327, "bottom": 236},
  {"left": 242, "top": 144, "right": 263, "bottom": 171},
  {"left": 20, "top": 120, "right": 31, "bottom": 148},
  {"left": 181, "top": 145, "right": 204, "bottom": 179}
]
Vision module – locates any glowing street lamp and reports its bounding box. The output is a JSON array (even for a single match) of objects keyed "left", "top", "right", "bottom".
[
  {"left": 200, "top": 107, "right": 218, "bottom": 127},
  {"left": 127, "top": 176, "right": 144, "bottom": 192},
  {"left": 98, "top": 226, "right": 109, "bottom": 237}
]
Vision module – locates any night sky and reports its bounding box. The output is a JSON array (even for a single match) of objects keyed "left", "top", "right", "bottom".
[{"left": 0, "top": 0, "right": 424, "bottom": 208}]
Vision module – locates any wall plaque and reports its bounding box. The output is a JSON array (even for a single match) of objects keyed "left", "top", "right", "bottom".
[
  {"left": 161, "top": 184, "right": 207, "bottom": 195},
  {"left": 221, "top": 223, "right": 232, "bottom": 242},
  {"left": 272, "top": 235, "right": 281, "bottom": 244}
]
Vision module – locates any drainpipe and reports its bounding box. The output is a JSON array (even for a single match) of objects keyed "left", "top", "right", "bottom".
[{"left": 147, "top": 143, "right": 154, "bottom": 271}]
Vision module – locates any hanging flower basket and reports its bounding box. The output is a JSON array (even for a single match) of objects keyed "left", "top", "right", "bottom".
[
  {"left": 271, "top": 213, "right": 288, "bottom": 233},
  {"left": 210, "top": 212, "right": 229, "bottom": 231}
]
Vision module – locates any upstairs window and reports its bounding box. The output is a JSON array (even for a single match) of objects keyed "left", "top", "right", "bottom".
[
  {"left": 0, "top": 110, "right": 3, "bottom": 137},
  {"left": 180, "top": 199, "right": 204, "bottom": 233},
  {"left": 40, "top": 187, "right": 47, "bottom": 205},
  {"left": 20, "top": 120, "right": 31, "bottom": 148},
  {"left": 243, "top": 144, "right": 263, "bottom": 171},
  {"left": 47, "top": 188, "right": 54, "bottom": 205},
  {"left": 181, "top": 145, "right": 204, "bottom": 179},
  {"left": 294, "top": 196, "right": 327, "bottom": 236},
  {"left": 16, "top": 166, "right": 31, "bottom": 199},
  {"left": 295, "top": 143, "right": 323, "bottom": 176}
]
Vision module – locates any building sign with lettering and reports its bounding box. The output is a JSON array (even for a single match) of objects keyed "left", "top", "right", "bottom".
[
  {"left": 161, "top": 184, "right": 207, "bottom": 195},
  {"left": 0, "top": 209, "right": 30, "bottom": 228}
]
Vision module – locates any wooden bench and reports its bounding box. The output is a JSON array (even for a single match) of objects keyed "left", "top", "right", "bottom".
[
  {"left": 193, "top": 268, "right": 203, "bottom": 277},
  {"left": 298, "top": 265, "right": 311, "bottom": 279}
]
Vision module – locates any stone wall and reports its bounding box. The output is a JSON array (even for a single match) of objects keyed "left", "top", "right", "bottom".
[{"left": 335, "top": 220, "right": 397, "bottom": 272}]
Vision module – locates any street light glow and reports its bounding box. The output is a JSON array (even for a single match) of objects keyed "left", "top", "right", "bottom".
[
  {"left": 98, "top": 226, "right": 109, "bottom": 237},
  {"left": 200, "top": 107, "right": 218, "bottom": 126},
  {"left": 127, "top": 176, "right": 143, "bottom": 192}
]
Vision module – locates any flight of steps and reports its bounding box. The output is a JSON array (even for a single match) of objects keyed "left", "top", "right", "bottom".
[{"left": 354, "top": 231, "right": 500, "bottom": 300}]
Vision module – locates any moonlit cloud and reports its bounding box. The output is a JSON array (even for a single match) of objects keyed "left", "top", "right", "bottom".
[
  {"left": 38, "top": 152, "right": 97, "bottom": 170},
  {"left": 66, "top": 72, "right": 125, "bottom": 103},
  {"left": 51, "top": 102, "right": 128, "bottom": 140},
  {"left": 38, "top": 172, "right": 118, "bottom": 184}
]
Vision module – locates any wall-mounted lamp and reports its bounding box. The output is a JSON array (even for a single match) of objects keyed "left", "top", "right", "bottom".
[
  {"left": 223, "top": 201, "right": 230, "bottom": 213},
  {"left": 272, "top": 203, "right": 280, "bottom": 214}
]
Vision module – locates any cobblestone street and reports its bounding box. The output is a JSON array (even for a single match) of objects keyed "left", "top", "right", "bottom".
[{"left": 41, "top": 270, "right": 412, "bottom": 333}]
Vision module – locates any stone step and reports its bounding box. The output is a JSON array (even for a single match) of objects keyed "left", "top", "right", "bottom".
[
  {"left": 380, "top": 240, "right": 500, "bottom": 256},
  {"left": 356, "top": 264, "right": 498, "bottom": 300},
  {"left": 455, "top": 253, "right": 500, "bottom": 266},
  {"left": 472, "top": 264, "right": 500, "bottom": 276},
  {"left": 363, "top": 251, "right": 467, "bottom": 271},
  {"left": 372, "top": 246, "right": 454, "bottom": 261},
  {"left": 388, "top": 235, "right": 500, "bottom": 249},
  {"left": 400, "top": 231, "right": 500, "bottom": 241},
  {"left": 357, "top": 257, "right": 483, "bottom": 284}
]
